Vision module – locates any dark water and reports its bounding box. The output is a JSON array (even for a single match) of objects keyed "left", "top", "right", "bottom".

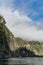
[{"left": 0, "top": 57, "right": 43, "bottom": 65}]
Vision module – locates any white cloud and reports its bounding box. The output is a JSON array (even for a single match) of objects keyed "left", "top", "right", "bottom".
[{"left": 0, "top": 7, "right": 43, "bottom": 42}]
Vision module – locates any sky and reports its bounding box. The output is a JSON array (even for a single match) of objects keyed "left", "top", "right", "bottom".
[{"left": 0, "top": 0, "right": 43, "bottom": 41}]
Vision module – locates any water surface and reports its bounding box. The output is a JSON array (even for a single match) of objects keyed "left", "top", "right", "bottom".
[{"left": 0, "top": 57, "right": 43, "bottom": 65}]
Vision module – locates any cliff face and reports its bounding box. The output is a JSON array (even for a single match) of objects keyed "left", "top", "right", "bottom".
[
  {"left": 0, "top": 16, "right": 16, "bottom": 57},
  {"left": 0, "top": 16, "right": 43, "bottom": 57}
]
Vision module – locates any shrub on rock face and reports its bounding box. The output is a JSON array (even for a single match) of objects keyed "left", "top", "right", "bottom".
[{"left": 0, "top": 31, "right": 10, "bottom": 56}]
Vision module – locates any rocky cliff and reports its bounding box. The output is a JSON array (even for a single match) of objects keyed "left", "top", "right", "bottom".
[
  {"left": 0, "top": 16, "right": 43, "bottom": 57},
  {"left": 0, "top": 16, "right": 16, "bottom": 57}
]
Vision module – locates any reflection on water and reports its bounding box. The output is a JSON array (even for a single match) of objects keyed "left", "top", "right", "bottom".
[{"left": 0, "top": 57, "right": 43, "bottom": 65}]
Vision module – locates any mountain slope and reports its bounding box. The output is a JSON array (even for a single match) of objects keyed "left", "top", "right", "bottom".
[
  {"left": 0, "top": 16, "right": 43, "bottom": 57},
  {"left": 15, "top": 38, "right": 43, "bottom": 56}
]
